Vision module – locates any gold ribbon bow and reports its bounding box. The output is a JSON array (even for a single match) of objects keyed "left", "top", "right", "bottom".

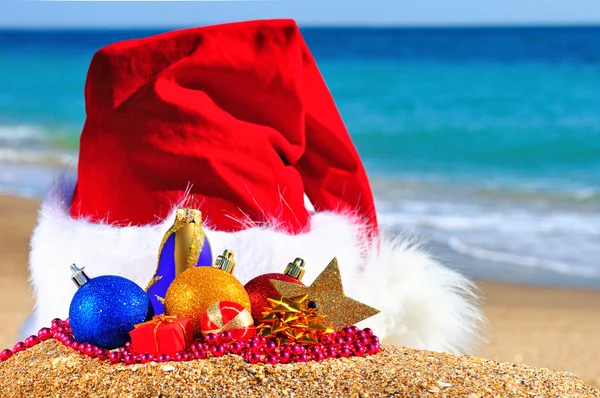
[{"left": 134, "top": 315, "right": 188, "bottom": 353}]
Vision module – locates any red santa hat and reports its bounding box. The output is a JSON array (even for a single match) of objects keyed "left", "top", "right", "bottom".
[{"left": 23, "top": 20, "right": 483, "bottom": 354}]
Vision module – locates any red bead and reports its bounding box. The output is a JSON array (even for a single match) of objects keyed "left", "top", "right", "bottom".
[
  {"left": 62, "top": 336, "right": 74, "bottom": 347},
  {"left": 12, "top": 342, "right": 25, "bottom": 353},
  {"left": 339, "top": 347, "right": 351, "bottom": 358},
  {"left": 264, "top": 341, "right": 277, "bottom": 353},
  {"left": 193, "top": 349, "right": 207, "bottom": 359},
  {"left": 175, "top": 352, "right": 189, "bottom": 362},
  {"left": 50, "top": 318, "right": 62, "bottom": 330},
  {"left": 247, "top": 341, "right": 259, "bottom": 351},
  {"left": 313, "top": 352, "right": 326, "bottom": 362},
  {"left": 79, "top": 343, "right": 91, "bottom": 354},
  {"left": 230, "top": 341, "right": 244, "bottom": 355},
  {"left": 139, "top": 353, "right": 154, "bottom": 364},
  {"left": 64, "top": 318, "right": 71, "bottom": 328},
  {"left": 247, "top": 353, "right": 261, "bottom": 364},
  {"left": 325, "top": 348, "right": 338, "bottom": 358},
  {"left": 291, "top": 345, "right": 305, "bottom": 355},
  {"left": 295, "top": 353, "right": 308, "bottom": 362},
  {"left": 366, "top": 344, "right": 379, "bottom": 355},
  {"left": 348, "top": 326, "right": 359, "bottom": 335},
  {"left": 205, "top": 333, "right": 219, "bottom": 345},
  {"left": 123, "top": 354, "right": 137, "bottom": 365},
  {"left": 85, "top": 345, "right": 97, "bottom": 358},
  {"left": 320, "top": 335, "right": 333, "bottom": 345},
  {"left": 257, "top": 337, "right": 267, "bottom": 346},
  {"left": 25, "top": 335, "right": 40, "bottom": 348},
  {"left": 37, "top": 328, "right": 53, "bottom": 341},
  {"left": 343, "top": 336, "right": 353, "bottom": 344},
  {"left": 333, "top": 337, "right": 344, "bottom": 346},
  {"left": 220, "top": 331, "right": 233, "bottom": 341},
  {"left": 352, "top": 344, "right": 366, "bottom": 357},
  {"left": 189, "top": 343, "right": 201, "bottom": 352},
  {"left": 211, "top": 345, "right": 225, "bottom": 357},
  {"left": 277, "top": 351, "right": 290, "bottom": 363},
  {"left": 370, "top": 336, "right": 380, "bottom": 345},
  {"left": 363, "top": 328, "right": 374, "bottom": 337},
  {"left": 109, "top": 352, "right": 122, "bottom": 364},
  {"left": 124, "top": 341, "right": 132, "bottom": 349},
  {"left": 0, "top": 349, "right": 13, "bottom": 361},
  {"left": 265, "top": 355, "right": 278, "bottom": 365},
  {"left": 97, "top": 349, "right": 109, "bottom": 361},
  {"left": 357, "top": 337, "right": 369, "bottom": 345},
  {"left": 158, "top": 354, "right": 171, "bottom": 363}
]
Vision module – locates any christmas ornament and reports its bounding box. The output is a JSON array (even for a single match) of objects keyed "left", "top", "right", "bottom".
[
  {"left": 256, "top": 293, "right": 334, "bottom": 345},
  {"left": 164, "top": 250, "right": 251, "bottom": 336},
  {"left": 68, "top": 264, "right": 154, "bottom": 349},
  {"left": 244, "top": 258, "right": 306, "bottom": 322},
  {"left": 200, "top": 301, "right": 255, "bottom": 339},
  {"left": 129, "top": 315, "right": 193, "bottom": 357},
  {"left": 146, "top": 202, "right": 213, "bottom": 315},
  {"left": 270, "top": 258, "right": 380, "bottom": 331}
]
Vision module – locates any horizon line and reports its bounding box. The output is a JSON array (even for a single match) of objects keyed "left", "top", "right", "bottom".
[{"left": 1, "top": 21, "right": 600, "bottom": 30}]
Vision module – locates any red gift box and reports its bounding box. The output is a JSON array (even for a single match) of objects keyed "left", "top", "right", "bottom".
[{"left": 129, "top": 315, "right": 193, "bottom": 356}]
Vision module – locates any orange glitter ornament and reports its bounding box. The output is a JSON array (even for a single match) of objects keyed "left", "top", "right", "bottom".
[{"left": 164, "top": 250, "right": 251, "bottom": 337}]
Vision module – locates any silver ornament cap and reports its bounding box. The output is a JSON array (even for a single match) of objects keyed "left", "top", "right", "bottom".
[{"left": 70, "top": 264, "right": 91, "bottom": 288}]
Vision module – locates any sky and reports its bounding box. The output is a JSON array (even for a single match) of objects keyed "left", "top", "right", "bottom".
[{"left": 1, "top": 0, "right": 599, "bottom": 28}]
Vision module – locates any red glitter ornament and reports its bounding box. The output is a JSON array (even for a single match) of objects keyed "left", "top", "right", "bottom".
[{"left": 244, "top": 258, "right": 306, "bottom": 322}]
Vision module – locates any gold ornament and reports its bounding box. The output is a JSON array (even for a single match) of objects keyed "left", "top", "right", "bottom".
[
  {"left": 256, "top": 294, "right": 333, "bottom": 345},
  {"left": 164, "top": 250, "right": 251, "bottom": 336},
  {"left": 270, "top": 258, "right": 380, "bottom": 331}
]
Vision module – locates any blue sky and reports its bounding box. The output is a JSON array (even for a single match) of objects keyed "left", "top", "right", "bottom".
[{"left": 1, "top": 0, "right": 599, "bottom": 28}]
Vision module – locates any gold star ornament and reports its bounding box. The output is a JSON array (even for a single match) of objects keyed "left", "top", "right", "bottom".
[{"left": 270, "top": 258, "right": 380, "bottom": 331}]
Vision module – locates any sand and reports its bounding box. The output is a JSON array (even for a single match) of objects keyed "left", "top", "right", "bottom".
[
  {"left": 1, "top": 340, "right": 597, "bottom": 397},
  {"left": 0, "top": 194, "right": 599, "bottom": 392}
]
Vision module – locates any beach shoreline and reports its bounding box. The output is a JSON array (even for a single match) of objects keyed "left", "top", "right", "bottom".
[{"left": 0, "top": 194, "right": 599, "bottom": 387}]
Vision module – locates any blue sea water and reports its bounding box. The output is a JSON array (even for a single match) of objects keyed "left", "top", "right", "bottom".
[{"left": 1, "top": 26, "right": 599, "bottom": 281}]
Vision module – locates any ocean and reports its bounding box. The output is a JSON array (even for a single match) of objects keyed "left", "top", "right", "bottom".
[{"left": 1, "top": 26, "right": 599, "bottom": 284}]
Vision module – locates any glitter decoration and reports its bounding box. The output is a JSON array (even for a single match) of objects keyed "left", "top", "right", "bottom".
[
  {"left": 164, "top": 251, "right": 251, "bottom": 337},
  {"left": 270, "top": 258, "right": 380, "bottom": 331},
  {"left": 200, "top": 301, "right": 255, "bottom": 339},
  {"left": 244, "top": 258, "right": 306, "bottom": 323},
  {"left": 146, "top": 204, "right": 213, "bottom": 315},
  {"left": 69, "top": 273, "right": 154, "bottom": 350},
  {"left": 256, "top": 294, "right": 334, "bottom": 345}
]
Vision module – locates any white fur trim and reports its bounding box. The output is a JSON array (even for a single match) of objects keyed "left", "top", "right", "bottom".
[{"left": 22, "top": 172, "right": 484, "bottom": 354}]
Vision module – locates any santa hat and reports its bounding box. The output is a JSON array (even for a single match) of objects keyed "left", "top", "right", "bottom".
[{"left": 22, "top": 20, "right": 483, "bottom": 354}]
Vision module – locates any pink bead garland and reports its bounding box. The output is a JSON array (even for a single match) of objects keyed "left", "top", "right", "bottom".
[{"left": 0, "top": 319, "right": 381, "bottom": 366}]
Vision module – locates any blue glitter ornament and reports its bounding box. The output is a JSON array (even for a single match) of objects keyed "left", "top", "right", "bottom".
[
  {"left": 146, "top": 206, "right": 213, "bottom": 315},
  {"left": 68, "top": 264, "right": 154, "bottom": 349}
]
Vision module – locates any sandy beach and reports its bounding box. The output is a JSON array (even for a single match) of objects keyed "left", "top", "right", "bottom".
[{"left": 1, "top": 194, "right": 599, "bottom": 389}]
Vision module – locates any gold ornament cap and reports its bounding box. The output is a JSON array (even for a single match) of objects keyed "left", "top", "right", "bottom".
[
  {"left": 214, "top": 250, "right": 236, "bottom": 273},
  {"left": 284, "top": 258, "right": 305, "bottom": 281}
]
